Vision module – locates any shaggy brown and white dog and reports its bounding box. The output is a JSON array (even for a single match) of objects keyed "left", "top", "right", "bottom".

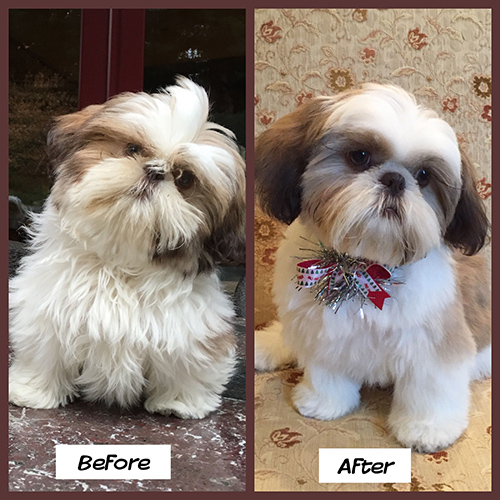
[{"left": 10, "top": 78, "right": 246, "bottom": 419}]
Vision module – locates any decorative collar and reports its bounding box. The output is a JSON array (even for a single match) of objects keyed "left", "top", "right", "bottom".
[{"left": 295, "top": 240, "right": 403, "bottom": 316}]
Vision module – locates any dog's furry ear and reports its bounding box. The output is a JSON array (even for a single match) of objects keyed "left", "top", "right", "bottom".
[
  {"left": 47, "top": 105, "right": 102, "bottom": 169},
  {"left": 205, "top": 196, "right": 246, "bottom": 266},
  {"left": 255, "top": 98, "right": 332, "bottom": 224},
  {"left": 204, "top": 156, "right": 246, "bottom": 267},
  {"left": 444, "top": 149, "right": 489, "bottom": 255}
]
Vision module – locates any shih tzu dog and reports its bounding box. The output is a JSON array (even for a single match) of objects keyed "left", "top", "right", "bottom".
[
  {"left": 255, "top": 84, "right": 490, "bottom": 452},
  {"left": 9, "top": 77, "right": 245, "bottom": 419}
]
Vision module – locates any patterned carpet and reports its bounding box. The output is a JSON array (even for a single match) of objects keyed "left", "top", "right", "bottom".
[{"left": 255, "top": 366, "right": 491, "bottom": 492}]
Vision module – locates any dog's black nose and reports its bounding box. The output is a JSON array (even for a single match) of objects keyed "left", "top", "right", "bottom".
[
  {"left": 145, "top": 163, "right": 166, "bottom": 181},
  {"left": 380, "top": 172, "right": 406, "bottom": 196}
]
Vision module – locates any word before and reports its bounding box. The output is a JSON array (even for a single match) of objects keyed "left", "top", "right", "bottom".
[
  {"left": 337, "top": 457, "right": 395, "bottom": 474},
  {"left": 78, "top": 454, "right": 151, "bottom": 471}
]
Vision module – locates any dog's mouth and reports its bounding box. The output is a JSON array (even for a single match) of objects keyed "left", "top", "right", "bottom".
[
  {"left": 382, "top": 206, "right": 398, "bottom": 217},
  {"left": 380, "top": 197, "right": 404, "bottom": 220},
  {"left": 130, "top": 177, "right": 162, "bottom": 200}
]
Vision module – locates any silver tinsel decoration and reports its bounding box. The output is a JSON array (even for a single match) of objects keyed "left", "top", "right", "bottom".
[{"left": 295, "top": 239, "right": 404, "bottom": 315}]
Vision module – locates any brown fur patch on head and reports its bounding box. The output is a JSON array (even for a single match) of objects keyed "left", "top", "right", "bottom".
[
  {"left": 47, "top": 104, "right": 103, "bottom": 169},
  {"left": 47, "top": 92, "right": 159, "bottom": 178},
  {"left": 335, "top": 128, "right": 394, "bottom": 170},
  {"left": 444, "top": 149, "right": 489, "bottom": 255},
  {"left": 255, "top": 92, "right": 361, "bottom": 224}
]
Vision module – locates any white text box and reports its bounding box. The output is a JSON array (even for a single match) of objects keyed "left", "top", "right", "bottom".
[
  {"left": 319, "top": 448, "right": 411, "bottom": 483},
  {"left": 56, "top": 444, "right": 171, "bottom": 480}
]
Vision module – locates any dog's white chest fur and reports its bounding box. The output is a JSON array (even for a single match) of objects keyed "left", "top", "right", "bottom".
[{"left": 273, "top": 219, "right": 459, "bottom": 384}]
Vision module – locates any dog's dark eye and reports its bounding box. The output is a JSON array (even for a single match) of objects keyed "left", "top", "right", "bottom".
[
  {"left": 415, "top": 168, "right": 431, "bottom": 187},
  {"left": 348, "top": 150, "right": 371, "bottom": 170},
  {"left": 174, "top": 170, "right": 195, "bottom": 190},
  {"left": 126, "top": 144, "right": 141, "bottom": 156}
]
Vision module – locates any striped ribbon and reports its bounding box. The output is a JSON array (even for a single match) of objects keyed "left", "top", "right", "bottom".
[{"left": 296, "top": 259, "right": 393, "bottom": 310}]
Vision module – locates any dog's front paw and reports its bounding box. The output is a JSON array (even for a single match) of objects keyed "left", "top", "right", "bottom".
[
  {"left": 389, "top": 417, "right": 467, "bottom": 453},
  {"left": 292, "top": 380, "right": 360, "bottom": 420},
  {"left": 145, "top": 393, "right": 221, "bottom": 419},
  {"left": 9, "top": 379, "right": 74, "bottom": 409}
]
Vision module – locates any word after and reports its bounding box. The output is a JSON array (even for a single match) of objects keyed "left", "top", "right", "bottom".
[{"left": 319, "top": 448, "right": 411, "bottom": 483}]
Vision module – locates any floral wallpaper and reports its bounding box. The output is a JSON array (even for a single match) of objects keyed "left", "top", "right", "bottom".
[
  {"left": 255, "top": 9, "right": 491, "bottom": 148},
  {"left": 254, "top": 9, "right": 492, "bottom": 492}
]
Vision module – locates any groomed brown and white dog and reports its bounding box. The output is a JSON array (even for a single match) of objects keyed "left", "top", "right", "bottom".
[
  {"left": 255, "top": 84, "right": 490, "bottom": 452},
  {"left": 9, "top": 78, "right": 245, "bottom": 419}
]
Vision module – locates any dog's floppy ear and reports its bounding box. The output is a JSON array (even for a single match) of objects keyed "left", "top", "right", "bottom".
[
  {"left": 205, "top": 194, "right": 246, "bottom": 266},
  {"left": 444, "top": 149, "right": 489, "bottom": 255},
  {"left": 255, "top": 98, "right": 332, "bottom": 224},
  {"left": 203, "top": 155, "right": 246, "bottom": 267}
]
